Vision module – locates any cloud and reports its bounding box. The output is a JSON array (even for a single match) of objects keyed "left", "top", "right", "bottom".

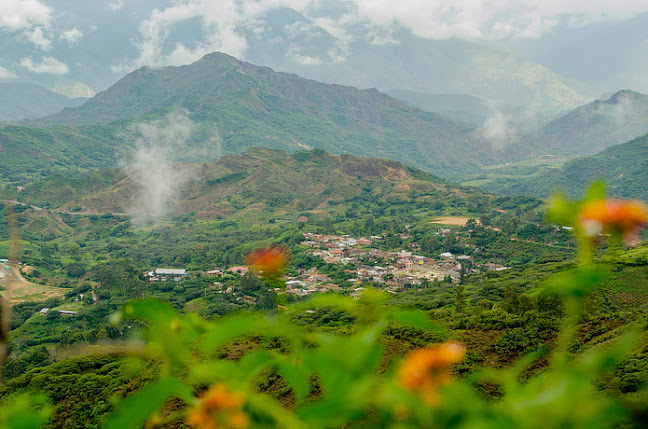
[
  {"left": 20, "top": 56, "right": 69, "bottom": 75},
  {"left": 476, "top": 109, "right": 517, "bottom": 149},
  {"left": 60, "top": 28, "right": 83, "bottom": 44},
  {"left": 108, "top": 0, "right": 124, "bottom": 11},
  {"left": 0, "top": 0, "right": 52, "bottom": 30},
  {"left": 121, "top": 111, "right": 222, "bottom": 219},
  {"left": 286, "top": 46, "right": 322, "bottom": 65},
  {"left": 26, "top": 26, "right": 51, "bottom": 50},
  {"left": 0, "top": 66, "right": 17, "bottom": 79},
  {"left": 116, "top": 0, "right": 314, "bottom": 71},
  {"left": 117, "top": 0, "right": 648, "bottom": 72},
  {"left": 351, "top": 0, "right": 648, "bottom": 40}
]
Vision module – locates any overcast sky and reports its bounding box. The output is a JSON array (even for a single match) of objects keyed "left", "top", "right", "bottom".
[{"left": 2, "top": 0, "right": 647, "bottom": 74}]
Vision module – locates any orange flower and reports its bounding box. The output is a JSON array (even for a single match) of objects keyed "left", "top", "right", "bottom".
[
  {"left": 186, "top": 384, "right": 249, "bottom": 429},
  {"left": 397, "top": 342, "right": 465, "bottom": 405},
  {"left": 579, "top": 199, "right": 648, "bottom": 241},
  {"left": 245, "top": 245, "right": 289, "bottom": 279}
]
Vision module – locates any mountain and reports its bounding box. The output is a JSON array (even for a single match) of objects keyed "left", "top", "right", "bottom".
[
  {"left": 499, "top": 133, "right": 648, "bottom": 200},
  {"left": 11, "top": 52, "right": 536, "bottom": 179},
  {"left": 0, "top": 2, "right": 588, "bottom": 115},
  {"left": 533, "top": 90, "right": 648, "bottom": 156},
  {"left": 18, "top": 147, "right": 487, "bottom": 220},
  {"left": 0, "top": 83, "right": 85, "bottom": 122}
]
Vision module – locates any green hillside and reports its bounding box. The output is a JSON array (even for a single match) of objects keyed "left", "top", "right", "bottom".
[
  {"left": 18, "top": 148, "right": 479, "bottom": 219},
  {"left": 3, "top": 53, "right": 539, "bottom": 185},
  {"left": 534, "top": 90, "right": 648, "bottom": 156},
  {"left": 499, "top": 133, "right": 648, "bottom": 200}
]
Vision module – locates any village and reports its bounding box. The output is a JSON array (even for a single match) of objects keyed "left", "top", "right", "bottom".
[{"left": 145, "top": 229, "right": 508, "bottom": 299}]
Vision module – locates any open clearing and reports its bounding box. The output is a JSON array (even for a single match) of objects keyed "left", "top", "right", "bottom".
[
  {"left": 429, "top": 216, "right": 474, "bottom": 226},
  {"left": 0, "top": 266, "right": 66, "bottom": 303}
]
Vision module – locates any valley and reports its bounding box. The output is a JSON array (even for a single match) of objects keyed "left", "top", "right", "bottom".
[{"left": 0, "top": 3, "right": 647, "bottom": 426}]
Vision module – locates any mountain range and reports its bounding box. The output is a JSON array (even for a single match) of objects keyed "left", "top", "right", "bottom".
[
  {"left": 0, "top": 1, "right": 595, "bottom": 118},
  {"left": 4, "top": 52, "right": 539, "bottom": 184}
]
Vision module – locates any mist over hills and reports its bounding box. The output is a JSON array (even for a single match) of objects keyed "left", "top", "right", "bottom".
[
  {"left": 0, "top": 1, "right": 592, "bottom": 118},
  {"left": 497, "top": 12, "right": 648, "bottom": 95},
  {"left": 498, "top": 133, "right": 648, "bottom": 201},
  {"left": 534, "top": 90, "right": 648, "bottom": 156},
  {"left": 243, "top": 9, "right": 588, "bottom": 116},
  {"left": 10, "top": 52, "right": 537, "bottom": 181}
]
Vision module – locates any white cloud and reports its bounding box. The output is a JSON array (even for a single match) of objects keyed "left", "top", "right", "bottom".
[
  {"left": 0, "top": 0, "right": 52, "bottom": 30},
  {"left": 351, "top": 0, "right": 648, "bottom": 40},
  {"left": 118, "top": 0, "right": 648, "bottom": 71},
  {"left": 286, "top": 46, "right": 322, "bottom": 65},
  {"left": 26, "top": 26, "right": 51, "bottom": 50},
  {"left": 108, "top": 0, "right": 124, "bottom": 11},
  {"left": 0, "top": 66, "right": 17, "bottom": 79},
  {"left": 61, "top": 28, "right": 83, "bottom": 44},
  {"left": 20, "top": 56, "right": 69, "bottom": 75},
  {"left": 118, "top": 0, "right": 314, "bottom": 70}
]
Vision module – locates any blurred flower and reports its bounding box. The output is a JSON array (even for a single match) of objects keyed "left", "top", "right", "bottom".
[
  {"left": 397, "top": 342, "right": 465, "bottom": 405},
  {"left": 186, "top": 384, "right": 249, "bottom": 429},
  {"left": 245, "top": 245, "right": 289, "bottom": 279},
  {"left": 579, "top": 199, "right": 648, "bottom": 242}
]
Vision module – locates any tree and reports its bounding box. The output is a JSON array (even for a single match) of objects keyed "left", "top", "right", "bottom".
[{"left": 455, "top": 285, "right": 467, "bottom": 313}]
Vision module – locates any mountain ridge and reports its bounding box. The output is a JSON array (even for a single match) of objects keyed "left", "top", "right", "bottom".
[
  {"left": 533, "top": 89, "right": 648, "bottom": 156},
  {"left": 9, "top": 52, "right": 535, "bottom": 180},
  {"left": 18, "top": 147, "right": 487, "bottom": 221}
]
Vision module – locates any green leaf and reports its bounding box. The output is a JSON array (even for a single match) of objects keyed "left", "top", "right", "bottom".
[
  {"left": 200, "top": 313, "right": 267, "bottom": 354},
  {"left": 104, "top": 378, "right": 193, "bottom": 429},
  {"left": 547, "top": 266, "right": 606, "bottom": 298},
  {"left": 583, "top": 181, "right": 607, "bottom": 203},
  {"left": 277, "top": 354, "right": 311, "bottom": 401},
  {"left": 0, "top": 394, "right": 52, "bottom": 429},
  {"left": 384, "top": 308, "right": 442, "bottom": 331},
  {"left": 119, "top": 298, "right": 179, "bottom": 325}
]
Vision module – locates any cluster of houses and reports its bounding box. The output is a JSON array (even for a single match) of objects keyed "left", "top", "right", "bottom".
[
  {"left": 138, "top": 230, "right": 508, "bottom": 299},
  {"left": 295, "top": 232, "right": 507, "bottom": 292}
]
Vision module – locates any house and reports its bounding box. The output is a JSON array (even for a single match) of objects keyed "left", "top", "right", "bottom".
[
  {"left": 440, "top": 252, "right": 454, "bottom": 259},
  {"left": 227, "top": 266, "right": 249, "bottom": 274},
  {"left": 59, "top": 310, "right": 78, "bottom": 317},
  {"left": 39, "top": 308, "right": 49, "bottom": 316},
  {"left": 155, "top": 268, "right": 187, "bottom": 277}
]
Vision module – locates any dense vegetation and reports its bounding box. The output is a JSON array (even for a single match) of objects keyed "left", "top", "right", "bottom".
[{"left": 3, "top": 171, "right": 648, "bottom": 427}]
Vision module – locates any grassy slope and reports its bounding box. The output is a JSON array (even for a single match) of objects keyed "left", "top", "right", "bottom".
[
  {"left": 500, "top": 133, "right": 648, "bottom": 200},
  {"left": 17, "top": 148, "right": 471, "bottom": 218}
]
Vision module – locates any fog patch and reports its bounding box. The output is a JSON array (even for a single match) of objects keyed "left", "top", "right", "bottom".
[
  {"left": 120, "top": 111, "right": 222, "bottom": 220},
  {"left": 477, "top": 109, "right": 516, "bottom": 149},
  {"left": 476, "top": 98, "right": 544, "bottom": 149},
  {"left": 604, "top": 92, "right": 641, "bottom": 125}
]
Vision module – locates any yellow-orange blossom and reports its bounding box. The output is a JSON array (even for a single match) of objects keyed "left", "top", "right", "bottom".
[
  {"left": 579, "top": 199, "right": 648, "bottom": 241},
  {"left": 245, "top": 245, "right": 289, "bottom": 279},
  {"left": 398, "top": 342, "right": 465, "bottom": 405},
  {"left": 186, "top": 384, "right": 249, "bottom": 429}
]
